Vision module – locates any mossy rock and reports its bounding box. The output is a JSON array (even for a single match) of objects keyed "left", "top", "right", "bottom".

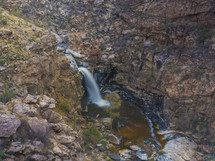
[{"left": 104, "top": 93, "right": 121, "bottom": 117}]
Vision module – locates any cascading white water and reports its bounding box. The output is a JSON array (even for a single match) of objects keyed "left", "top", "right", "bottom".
[{"left": 78, "top": 67, "right": 110, "bottom": 107}]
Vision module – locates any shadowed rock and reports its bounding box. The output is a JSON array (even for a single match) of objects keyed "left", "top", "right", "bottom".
[{"left": 0, "top": 114, "right": 21, "bottom": 137}]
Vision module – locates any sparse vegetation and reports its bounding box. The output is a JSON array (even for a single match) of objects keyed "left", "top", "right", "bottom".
[
  {"left": 0, "top": 19, "right": 7, "bottom": 25},
  {"left": 0, "top": 86, "right": 16, "bottom": 104},
  {"left": 199, "top": 26, "right": 210, "bottom": 43},
  {"left": 99, "top": 43, "right": 105, "bottom": 51},
  {"left": 82, "top": 127, "right": 102, "bottom": 148},
  {"left": 56, "top": 97, "right": 71, "bottom": 113},
  {"left": 0, "top": 14, "right": 7, "bottom": 25},
  {"left": 146, "top": 75, "right": 155, "bottom": 83},
  {"left": 0, "top": 151, "right": 4, "bottom": 160}
]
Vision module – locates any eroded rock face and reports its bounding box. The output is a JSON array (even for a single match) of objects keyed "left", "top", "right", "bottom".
[
  {"left": 1, "top": 0, "right": 215, "bottom": 158},
  {"left": 157, "top": 137, "right": 199, "bottom": 161},
  {"left": 13, "top": 103, "right": 39, "bottom": 117},
  {"left": 0, "top": 114, "right": 21, "bottom": 137},
  {"left": 0, "top": 95, "right": 83, "bottom": 160},
  {"left": 27, "top": 117, "right": 49, "bottom": 139}
]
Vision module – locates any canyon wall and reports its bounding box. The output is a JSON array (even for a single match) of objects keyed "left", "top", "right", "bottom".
[{"left": 1, "top": 0, "right": 215, "bottom": 151}]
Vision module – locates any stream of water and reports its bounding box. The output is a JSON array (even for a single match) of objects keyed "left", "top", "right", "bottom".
[
  {"left": 78, "top": 67, "right": 110, "bottom": 107},
  {"left": 55, "top": 39, "right": 166, "bottom": 158}
]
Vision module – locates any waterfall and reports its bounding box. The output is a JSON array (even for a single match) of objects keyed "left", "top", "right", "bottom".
[
  {"left": 145, "top": 116, "right": 162, "bottom": 148},
  {"left": 78, "top": 67, "right": 110, "bottom": 107},
  {"left": 65, "top": 54, "right": 78, "bottom": 69}
]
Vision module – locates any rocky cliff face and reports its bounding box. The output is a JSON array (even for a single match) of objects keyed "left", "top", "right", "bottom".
[
  {"left": 1, "top": 0, "right": 215, "bottom": 157},
  {"left": 0, "top": 8, "right": 83, "bottom": 113},
  {"left": 0, "top": 94, "right": 83, "bottom": 160}
]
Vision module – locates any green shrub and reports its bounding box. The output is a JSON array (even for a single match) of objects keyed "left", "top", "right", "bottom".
[
  {"left": 199, "top": 26, "right": 210, "bottom": 43},
  {"left": 0, "top": 19, "right": 7, "bottom": 25},
  {"left": 0, "top": 151, "right": 4, "bottom": 159},
  {"left": 0, "top": 86, "right": 16, "bottom": 103},
  {"left": 82, "top": 127, "right": 102, "bottom": 148},
  {"left": 57, "top": 98, "right": 71, "bottom": 112}
]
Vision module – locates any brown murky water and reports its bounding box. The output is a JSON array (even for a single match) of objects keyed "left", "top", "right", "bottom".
[
  {"left": 87, "top": 100, "right": 167, "bottom": 149},
  {"left": 112, "top": 101, "right": 167, "bottom": 148}
]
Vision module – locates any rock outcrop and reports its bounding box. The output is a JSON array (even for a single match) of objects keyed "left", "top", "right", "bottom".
[
  {"left": 0, "top": 95, "right": 83, "bottom": 160},
  {"left": 1, "top": 0, "right": 215, "bottom": 158},
  {"left": 0, "top": 8, "right": 83, "bottom": 113},
  {"left": 0, "top": 114, "right": 21, "bottom": 137}
]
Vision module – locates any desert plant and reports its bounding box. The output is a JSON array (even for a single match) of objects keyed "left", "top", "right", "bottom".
[
  {"left": 199, "top": 26, "right": 210, "bottom": 43},
  {"left": 0, "top": 151, "right": 4, "bottom": 159},
  {"left": 0, "top": 19, "right": 7, "bottom": 25},
  {"left": 56, "top": 97, "right": 71, "bottom": 113},
  {"left": 73, "top": 112, "right": 76, "bottom": 131},
  {"left": 0, "top": 86, "right": 16, "bottom": 103},
  {"left": 82, "top": 127, "right": 102, "bottom": 148}
]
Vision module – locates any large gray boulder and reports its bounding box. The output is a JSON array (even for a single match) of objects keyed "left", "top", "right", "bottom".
[
  {"left": 26, "top": 117, "right": 49, "bottom": 140},
  {"left": 0, "top": 114, "right": 21, "bottom": 137},
  {"left": 13, "top": 103, "right": 39, "bottom": 117},
  {"left": 158, "top": 137, "right": 200, "bottom": 161}
]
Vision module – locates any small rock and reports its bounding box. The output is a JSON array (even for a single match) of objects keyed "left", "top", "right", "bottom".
[
  {"left": 136, "top": 151, "right": 148, "bottom": 160},
  {"left": 23, "top": 94, "right": 39, "bottom": 104},
  {"left": 57, "top": 135, "right": 75, "bottom": 144},
  {"left": 0, "top": 114, "right": 21, "bottom": 137},
  {"left": 144, "top": 140, "right": 151, "bottom": 144},
  {"left": 109, "top": 134, "right": 120, "bottom": 145},
  {"left": 48, "top": 104, "right": 56, "bottom": 109},
  {"left": 94, "top": 122, "right": 101, "bottom": 127},
  {"left": 108, "top": 54, "right": 115, "bottom": 60},
  {"left": 0, "top": 66, "right": 6, "bottom": 71},
  {"left": 109, "top": 154, "right": 121, "bottom": 161},
  {"left": 2, "top": 46, "right": 8, "bottom": 49},
  {"left": 130, "top": 145, "right": 141, "bottom": 151},
  {"left": 119, "top": 149, "right": 132, "bottom": 159},
  {"left": 96, "top": 144, "right": 102, "bottom": 147},
  {"left": 7, "top": 142, "right": 24, "bottom": 153},
  {"left": 101, "top": 118, "right": 112, "bottom": 127},
  {"left": 32, "top": 26, "right": 36, "bottom": 31},
  {"left": 30, "top": 154, "right": 46, "bottom": 161}
]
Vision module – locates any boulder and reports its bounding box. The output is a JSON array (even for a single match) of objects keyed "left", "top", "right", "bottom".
[
  {"left": 7, "top": 142, "right": 24, "bottom": 153},
  {"left": 13, "top": 103, "right": 39, "bottom": 117},
  {"left": 49, "top": 123, "right": 77, "bottom": 136},
  {"left": 39, "top": 95, "right": 56, "bottom": 109},
  {"left": 0, "top": 114, "right": 21, "bottom": 137},
  {"left": 42, "top": 109, "right": 63, "bottom": 123},
  {"left": 101, "top": 118, "right": 113, "bottom": 127},
  {"left": 109, "top": 134, "right": 120, "bottom": 145},
  {"left": 157, "top": 137, "right": 198, "bottom": 161},
  {"left": 30, "top": 154, "right": 47, "bottom": 161},
  {"left": 53, "top": 144, "right": 70, "bottom": 157},
  {"left": 23, "top": 94, "right": 39, "bottom": 104},
  {"left": 26, "top": 117, "right": 49, "bottom": 139},
  {"left": 57, "top": 135, "right": 76, "bottom": 145}
]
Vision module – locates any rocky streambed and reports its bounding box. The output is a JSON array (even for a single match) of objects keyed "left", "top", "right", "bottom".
[{"left": 45, "top": 31, "right": 205, "bottom": 160}]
